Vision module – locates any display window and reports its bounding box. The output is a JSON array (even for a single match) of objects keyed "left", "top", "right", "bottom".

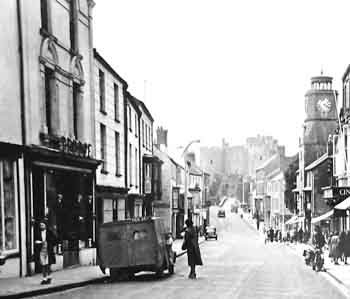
[{"left": 0, "top": 159, "right": 18, "bottom": 253}]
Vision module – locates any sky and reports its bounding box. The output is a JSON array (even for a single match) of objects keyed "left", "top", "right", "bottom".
[{"left": 93, "top": 0, "right": 350, "bottom": 156}]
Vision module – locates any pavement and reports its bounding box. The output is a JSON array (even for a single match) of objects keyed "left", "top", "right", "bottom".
[
  {"left": 0, "top": 237, "right": 204, "bottom": 298},
  {"left": 241, "top": 211, "right": 350, "bottom": 298},
  {"left": 31, "top": 210, "right": 347, "bottom": 299}
]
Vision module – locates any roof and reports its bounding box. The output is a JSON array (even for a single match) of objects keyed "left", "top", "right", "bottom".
[
  {"left": 127, "top": 92, "right": 142, "bottom": 115},
  {"left": 135, "top": 99, "right": 154, "bottom": 122},
  {"left": 304, "top": 153, "right": 328, "bottom": 171},
  {"left": 256, "top": 154, "right": 278, "bottom": 171},
  {"left": 93, "top": 49, "right": 128, "bottom": 88}
]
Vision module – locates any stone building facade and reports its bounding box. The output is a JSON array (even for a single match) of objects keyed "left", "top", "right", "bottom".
[{"left": 0, "top": 0, "right": 98, "bottom": 277}]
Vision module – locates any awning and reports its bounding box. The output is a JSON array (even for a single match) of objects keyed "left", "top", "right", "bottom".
[
  {"left": 334, "top": 196, "right": 350, "bottom": 210},
  {"left": 285, "top": 216, "right": 304, "bottom": 225},
  {"left": 311, "top": 210, "right": 334, "bottom": 224},
  {"left": 285, "top": 215, "right": 298, "bottom": 225}
]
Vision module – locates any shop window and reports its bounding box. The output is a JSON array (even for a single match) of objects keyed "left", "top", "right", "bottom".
[
  {"left": 0, "top": 160, "right": 18, "bottom": 253},
  {"left": 103, "top": 199, "right": 113, "bottom": 223}
]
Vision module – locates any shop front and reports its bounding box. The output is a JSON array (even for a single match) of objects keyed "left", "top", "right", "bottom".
[
  {"left": 25, "top": 144, "right": 100, "bottom": 275},
  {"left": 0, "top": 143, "right": 25, "bottom": 278}
]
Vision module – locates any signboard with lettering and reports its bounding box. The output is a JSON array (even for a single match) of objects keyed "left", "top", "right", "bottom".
[{"left": 334, "top": 187, "right": 350, "bottom": 199}]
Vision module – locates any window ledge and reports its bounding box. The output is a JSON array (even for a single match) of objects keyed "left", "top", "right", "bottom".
[{"left": 101, "top": 169, "right": 108, "bottom": 174}]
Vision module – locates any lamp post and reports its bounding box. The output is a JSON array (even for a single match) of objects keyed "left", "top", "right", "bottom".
[{"left": 181, "top": 139, "right": 200, "bottom": 221}]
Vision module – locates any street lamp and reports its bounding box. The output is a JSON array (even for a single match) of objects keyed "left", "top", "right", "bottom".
[{"left": 181, "top": 139, "right": 200, "bottom": 221}]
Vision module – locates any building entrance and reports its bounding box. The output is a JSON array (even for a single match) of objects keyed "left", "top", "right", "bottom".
[{"left": 32, "top": 166, "right": 93, "bottom": 271}]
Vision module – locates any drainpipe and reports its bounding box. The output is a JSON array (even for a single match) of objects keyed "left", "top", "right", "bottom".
[
  {"left": 17, "top": 0, "right": 26, "bottom": 145},
  {"left": 16, "top": 0, "right": 27, "bottom": 277}
]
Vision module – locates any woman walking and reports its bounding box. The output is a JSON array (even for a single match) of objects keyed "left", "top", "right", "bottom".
[
  {"left": 35, "top": 221, "right": 57, "bottom": 284},
  {"left": 329, "top": 231, "right": 341, "bottom": 265},
  {"left": 182, "top": 219, "right": 203, "bottom": 279}
]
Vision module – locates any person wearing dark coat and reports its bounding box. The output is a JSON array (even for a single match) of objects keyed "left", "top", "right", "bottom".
[
  {"left": 34, "top": 221, "right": 57, "bottom": 284},
  {"left": 298, "top": 228, "right": 304, "bottom": 243},
  {"left": 339, "top": 231, "right": 347, "bottom": 263},
  {"left": 182, "top": 219, "right": 203, "bottom": 279},
  {"left": 269, "top": 228, "right": 274, "bottom": 242},
  {"left": 344, "top": 231, "right": 350, "bottom": 264}
]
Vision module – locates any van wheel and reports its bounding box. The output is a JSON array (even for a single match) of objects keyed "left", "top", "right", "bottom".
[{"left": 109, "top": 268, "right": 120, "bottom": 281}]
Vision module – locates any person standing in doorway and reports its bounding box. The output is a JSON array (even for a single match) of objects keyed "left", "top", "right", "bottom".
[
  {"left": 182, "top": 219, "right": 203, "bottom": 279},
  {"left": 35, "top": 221, "right": 57, "bottom": 284}
]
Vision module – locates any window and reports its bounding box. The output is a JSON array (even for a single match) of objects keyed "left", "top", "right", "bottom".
[
  {"left": 41, "top": 0, "right": 49, "bottom": 31},
  {"left": 135, "top": 117, "right": 138, "bottom": 137},
  {"left": 142, "top": 120, "right": 145, "bottom": 147},
  {"left": 145, "top": 124, "right": 148, "bottom": 149},
  {"left": 70, "top": 0, "right": 78, "bottom": 51},
  {"left": 117, "top": 199, "right": 125, "bottom": 221},
  {"left": 73, "top": 83, "right": 79, "bottom": 139},
  {"left": 99, "top": 70, "right": 105, "bottom": 113},
  {"left": 114, "top": 83, "right": 119, "bottom": 121},
  {"left": 0, "top": 160, "right": 18, "bottom": 253},
  {"left": 135, "top": 148, "right": 138, "bottom": 187},
  {"left": 115, "top": 132, "right": 120, "bottom": 176},
  {"left": 44, "top": 67, "right": 54, "bottom": 134},
  {"left": 129, "top": 144, "right": 133, "bottom": 186},
  {"left": 100, "top": 124, "right": 107, "bottom": 172},
  {"left": 128, "top": 106, "right": 132, "bottom": 132}
]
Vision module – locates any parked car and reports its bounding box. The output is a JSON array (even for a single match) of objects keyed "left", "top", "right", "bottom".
[
  {"left": 217, "top": 210, "right": 226, "bottom": 218},
  {"left": 205, "top": 226, "right": 218, "bottom": 240}
]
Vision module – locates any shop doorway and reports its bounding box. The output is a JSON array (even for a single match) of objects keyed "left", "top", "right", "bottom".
[{"left": 32, "top": 166, "right": 93, "bottom": 270}]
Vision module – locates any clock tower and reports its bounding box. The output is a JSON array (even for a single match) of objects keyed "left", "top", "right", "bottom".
[{"left": 302, "top": 74, "right": 338, "bottom": 166}]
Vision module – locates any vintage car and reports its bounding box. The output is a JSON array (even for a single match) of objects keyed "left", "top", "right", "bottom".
[
  {"left": 205, "top": 226, "right": 217, "bottom": 240},
  {"left": 98, "top": 217, "right": 175, "bottom": 280},
  {"left": 217, "top": 210, "right": 226, "bottom": 218}
]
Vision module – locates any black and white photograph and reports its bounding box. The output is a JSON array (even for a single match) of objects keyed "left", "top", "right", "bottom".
[{"left": 1, "top": 0, "right": 350, "bottom": 298}]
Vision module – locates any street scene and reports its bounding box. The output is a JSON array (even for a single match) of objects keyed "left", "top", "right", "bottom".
[
  {"left": 32, "top": 206, "right": 345, "bottom": 299},
  {"left": 3, "top": 0, "right": 350, "bottom": 298}
]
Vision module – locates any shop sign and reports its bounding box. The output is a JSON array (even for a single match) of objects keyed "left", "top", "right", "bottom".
[
  {"left": 40, "top": 133, "right": 92, "bottom": 158},
  {"left": 334, "top": 187, "right": 350, "bottom": 199}
]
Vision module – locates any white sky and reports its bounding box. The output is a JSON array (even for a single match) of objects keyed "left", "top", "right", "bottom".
[{"left": 94, "top": 0, "right": 350, "bottom": 156}]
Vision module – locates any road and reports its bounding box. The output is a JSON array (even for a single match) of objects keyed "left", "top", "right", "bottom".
[{"left": 36, "top": 207, "right": 346, "bottom": 299}]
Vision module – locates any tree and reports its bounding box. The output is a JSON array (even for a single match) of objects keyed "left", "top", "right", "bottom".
[{"left": 284, "top": 155, "right": 299, "bottom": 213}]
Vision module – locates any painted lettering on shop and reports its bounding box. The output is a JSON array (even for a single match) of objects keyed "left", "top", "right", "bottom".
[
  {"left": 339, "top": 188, "right": 350, "bottom": 197},
  {"left": 40, "top": 133, "right": 92, "bottom": 158}
]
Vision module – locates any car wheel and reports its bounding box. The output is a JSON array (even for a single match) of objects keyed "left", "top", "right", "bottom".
[
  {"left": 205, "top": 237, "right": 208, "bottom": 240},
  {"left": 215, "top": 236, "right": 218, "bottom": 240}
]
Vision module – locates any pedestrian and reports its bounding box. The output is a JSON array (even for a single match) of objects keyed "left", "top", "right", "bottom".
[
  {"left": 339, "top": 231, "right": 347, "bottom": 263},
  {"left": 329, "top": 231, "right": 341, "bottom": 265},
  {"left": 298, "top": 228, "right": 304, "bottom": 243},
  {"left": 278, "top": 230, "right": 282, "bottom": 242},
  {"left": 269, "top": 227, "right": 274, "bottom": 242},
  {"left": 344, "top": 231, "right": 350, "bottom": 264},
  {"left": 286, "top": 231, "right": 290, "bottom": 242},
  {"left": 34, "top": 221, "right": 57, "bottom": 284},
  {"left": 182, "top": 219, "right": 203, "bottom": 279}
]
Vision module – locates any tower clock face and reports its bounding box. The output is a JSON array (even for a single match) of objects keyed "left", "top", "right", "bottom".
[{"left": 317, "top": 98, "right": 332, "bottom": 113}]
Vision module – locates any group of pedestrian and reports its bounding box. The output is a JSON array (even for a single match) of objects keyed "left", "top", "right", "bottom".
[
  {"left": 328, "top": 231, "right": 350, "bottom": 265},
  {"left": 264, "top": 227, "right": 282, "bottom": 243}
]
